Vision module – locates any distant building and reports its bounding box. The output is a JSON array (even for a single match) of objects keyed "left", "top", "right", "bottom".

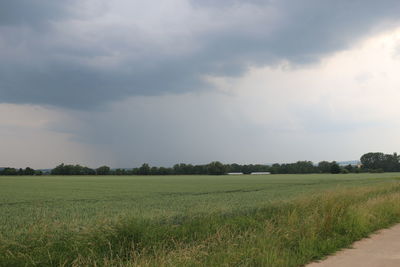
[
  {"left": 337, "top": 160, "right": 361, "bottom": 166},
  {"left": 228, "top": 172, "right": 243, "bottom": 175},
  {"left": 250, "top": 172, "right": 271, "bottom": 175}
]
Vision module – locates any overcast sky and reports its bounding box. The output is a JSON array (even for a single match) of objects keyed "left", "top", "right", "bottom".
[{"left": 2, "top": 0, "right": 400, "bottom": 168}]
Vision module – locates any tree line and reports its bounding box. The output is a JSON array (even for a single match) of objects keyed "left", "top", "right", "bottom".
[
  {"left": 48, "top": 161, "right": 349, "bottom": 175},
  {"left": 0, "top": 167, "right": 41, "bottom": 176},
  {"left": 1, "top": 152, "right": 398, "bottom": 176}
]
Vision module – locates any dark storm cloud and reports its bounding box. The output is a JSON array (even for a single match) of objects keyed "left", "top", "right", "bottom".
[
  {"left": 0, "top": 0, "right": 75, "bottom": 26},
  {"left": 1, "top": 0, "right": 400, "bottom": 109}
]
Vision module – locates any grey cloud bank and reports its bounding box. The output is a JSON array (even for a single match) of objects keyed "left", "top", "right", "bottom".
[
  {"left": 1, "top": 0, "right": 400, "bottom": 109},
  {"left": 2, "top": 0, "right": 400, "bottom": 168},
  {"left": 0, "top": 0, "right": 74, "bottom": 26}
]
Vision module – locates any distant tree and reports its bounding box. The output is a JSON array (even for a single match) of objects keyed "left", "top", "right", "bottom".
[
  {"left": 51, "top": 163, "right": 65, "bottom": 175},
  {"left": 96, "top": 166, "right": 110, "bottom": 175},
  {"left": 344, "top": 164, "right": 354, "bottom": 173},
  {"left": 125, "top": 169, "right": 134, "bottom": 175},
  {"left": 82, "top": 166, "right": 96, "bottom": 175},
  {"left": 318, "top": 161, "right": 332, "bottom": 173},
  {"left": 207, "top": 161, "right": 227, "bottom": 175},
  {"left": 330, "top": 162, "right": 341, "bottom": 174},
  {"left": 293, "top": 161, "right": 316, "bottom": 173},
  {"left": 2, "top": 168, "right": 17, "bottom": 175},
  {"left": 51, "top": 163, "right": 95, "bottom": 175},
  {"left": 193, "top": 164, "right": 207, "bottom": 175},
  {"left": 241, "top": 164, "right": 253, "bottom": 174},
  {"left": 114, "top": 168, "right": 126, "bottom": 175},
  {"left": 150, "top": 166, "right": 159, "bottom": 175},
  {"left": 173, "top": 163, "right": 195, "bottom": 175},
  {"left": 158, "top": 167, "right": 172, "bottom": 175},
  {"left": 360, "top": 152, "right": 386, "bottom": 170},
  {"left": 360, "top": 152, "right": 400, "bottom": 172},
  {"left": 131, "top": 168, "right": 139, "bottom": 175},
  {"left": 138, "top": 163, "right": 150, "bottom": 175},
  {"left": 24, "top": 167, "right": 35, "bottom": 175},
  {"left": 270, "top": 163, "right": 281, "bottom": 174},
  {"left": 383, "top": 153, "right": 400, "bottom": 171},
  {"left": 228, "top": 163, "right": 241, "bottom": 173}
]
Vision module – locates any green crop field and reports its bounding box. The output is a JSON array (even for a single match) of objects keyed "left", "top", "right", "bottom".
[{"left": 2, "top": 173, "right": 400, "bottom": 266}]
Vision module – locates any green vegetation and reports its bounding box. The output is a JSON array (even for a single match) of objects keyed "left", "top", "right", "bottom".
[
  {"left": 360, "top": 152, "right": 400, "bottom": 172},
  {"left": 3, "top": 151, "right": 400, "bottom": 176},
  {"left": 48, "top": 160, "right": 357, "bottom": 176},
  {"left": 1, "top": 173, "right": 400, "bottom": 266}
]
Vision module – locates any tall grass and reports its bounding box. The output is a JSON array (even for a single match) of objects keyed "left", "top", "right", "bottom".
[{"left": 2, "top": 183, "right": 400, "bottom": 266}]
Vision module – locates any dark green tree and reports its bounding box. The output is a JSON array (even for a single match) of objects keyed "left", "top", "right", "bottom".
[
  {"left": 360, "top": 152, "right": 386, "bottom": 170},
  {"left": 344, "top": 164, "right": 354, "bottom": 173},
  {"left": 318, "top": 161, "right": 332, "bottom": 173},
  {"left": 150, "top": 166, "right": 159, "bottom": 175},
  {"left": 360, "top": 152, "right": 400, "bottom": 172},
  {"left": 2, "top": 168, "right": 17, "bottom": 175},
  {"left": 138, "top": 163, "right": 151, "bottom": 175},
  {"left": 330, "top": 162, "right": 341, "bottom": 174},
  {"left": 24, "top": 167, "right": 35, "bottom": 175},
  {"left": 51, "top": 163, "right": 95, "bottom": 175},
  {"left": 207, "top": 161, "right": 227, "bottom": 175},
  {"left": 96, "top": 166, "right": 110, "bottom": 175},
  {"left": 114, "top": 169, "right": 126, "bottom": 175}
]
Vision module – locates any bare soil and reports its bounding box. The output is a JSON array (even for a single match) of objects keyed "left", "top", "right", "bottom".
[{"left": 307, "top": 224, "right": 400, "bottom": 267}]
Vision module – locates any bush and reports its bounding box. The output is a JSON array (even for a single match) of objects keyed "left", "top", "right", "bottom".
[{"left": 341, "top": 168, "right": 349, "bottom": 174}]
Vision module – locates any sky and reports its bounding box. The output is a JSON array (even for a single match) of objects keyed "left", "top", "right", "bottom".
[{"left": 2, "top": 0, "right": 400, "bottom": 168}]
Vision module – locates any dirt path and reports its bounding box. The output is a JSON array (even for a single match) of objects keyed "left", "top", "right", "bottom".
[{"left": 307, "top": 224, "right": 400, "bottom": 267}]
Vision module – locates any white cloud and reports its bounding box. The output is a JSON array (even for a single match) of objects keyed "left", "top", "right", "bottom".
[{"left": 211, "top": 26, "right": 400, "bottom": 129}]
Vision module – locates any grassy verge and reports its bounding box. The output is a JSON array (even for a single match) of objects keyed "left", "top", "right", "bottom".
[{"left": 2, "top": 183, "right": 400, "bottom": 266}]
